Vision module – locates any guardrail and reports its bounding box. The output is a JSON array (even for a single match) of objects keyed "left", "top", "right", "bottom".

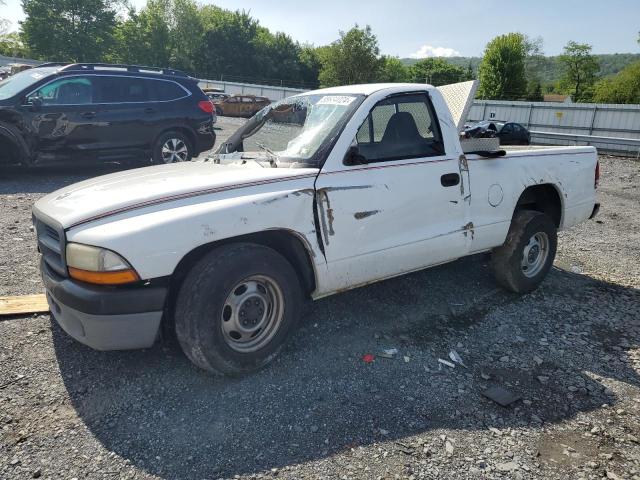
[{"left": 530, "top": 131, "right": 640, "bottom": 157}]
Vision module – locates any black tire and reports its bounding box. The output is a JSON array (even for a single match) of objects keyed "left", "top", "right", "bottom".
[
  {"left": 152, "top": 131, "right": 193, "bottom": 164},
  {"left": 174, "top": 243, "right": 303, "bottom": 375},
  {"left": 490, "top": 210, "right": 557, "bottom": 293}
]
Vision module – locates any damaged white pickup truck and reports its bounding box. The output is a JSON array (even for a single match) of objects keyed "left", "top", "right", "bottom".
[{"left": 33, "top": 81, "right": 600, "bottom": 375}]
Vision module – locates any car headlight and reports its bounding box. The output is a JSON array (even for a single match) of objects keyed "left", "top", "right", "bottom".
[{"left": 66, "top": 243, "right": 140, "bottom": 285}]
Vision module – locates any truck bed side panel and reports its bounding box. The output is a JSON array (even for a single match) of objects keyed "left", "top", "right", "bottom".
[{"left": 466, "top": 146, "right": 597, "bottom": 253}]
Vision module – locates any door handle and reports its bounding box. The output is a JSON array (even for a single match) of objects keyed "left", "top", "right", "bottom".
[
  {"left": 441, "top": 173, "right": 460, "bottom": 187},
  {"left": 80, "top": 112, "right": 96, "bottom": 119},
  {"left": 144, "top": 107, "right": 156, "bottom": 114}
]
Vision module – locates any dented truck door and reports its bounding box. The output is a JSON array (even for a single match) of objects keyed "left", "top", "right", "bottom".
[{"left": 314, "top": 92, "right": 468, "bottom": 295}]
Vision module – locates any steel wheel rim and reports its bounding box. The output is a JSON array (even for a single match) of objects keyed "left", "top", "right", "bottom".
[
  {"left": 161, "top": 138, "right": 189, "bottom": 163},
  {"left": 220, "top": 275, "right": 285, "bottom": 353},
  {"left": 521, "top": 232, "right": 549, "bottom": 278}
]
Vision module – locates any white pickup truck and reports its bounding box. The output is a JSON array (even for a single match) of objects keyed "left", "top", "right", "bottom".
[{"left": 33, "top": 81, "right": 600, "bottom": 375}]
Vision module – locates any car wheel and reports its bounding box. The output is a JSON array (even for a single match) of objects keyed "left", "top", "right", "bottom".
[
  {"left": 174, "top": 243, "right": 303, "bottom": 375},
  {"left": 490, "top": 210, "right": 557, "bottom": 293},
  {"left": 152, "top": 131, "right": 193, "bottom": 164}
]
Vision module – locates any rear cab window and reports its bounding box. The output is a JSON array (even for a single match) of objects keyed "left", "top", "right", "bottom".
[{"left": 355, "top": 92, "right": 444, "bottom": 163}]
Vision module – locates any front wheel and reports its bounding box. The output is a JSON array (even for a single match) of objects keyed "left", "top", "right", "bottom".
[
  {"left": 491, "top": 210, "right": 557, "bottom": 293},
  {"left": 152, "top": 131, "right": 193, "bottom": 164},
  {"left": 174, "top": 243, "right": 303, "bottom": 375}
]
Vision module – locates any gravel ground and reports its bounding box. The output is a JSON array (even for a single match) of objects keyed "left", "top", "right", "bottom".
[{"left": 0, "top": 124, "right": 638, "bottom": 480}]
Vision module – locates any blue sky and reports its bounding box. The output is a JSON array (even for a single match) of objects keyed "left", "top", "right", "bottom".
[{"left": 3, "top": 0, "right": 639, "bottom": 57}]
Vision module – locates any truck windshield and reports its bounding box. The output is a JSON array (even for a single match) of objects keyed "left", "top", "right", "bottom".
[
  {"left": 220, "top": 93, "right": 365, "bottom": 167},
  {"left": 0, "top": 67, "right": 56, "bottom": 100}
]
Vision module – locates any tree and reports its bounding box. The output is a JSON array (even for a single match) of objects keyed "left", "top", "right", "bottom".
[
  {"left": 408, "top": 58, "right": 467, "bottom": 86},
  {"left": 21, "top": 0, "right": 120, "bottom": 62},
  {"left": 0, "top": 0, "right": 9, "bottom": 36},
  {"left": 526, "top": 80, "right": 544, "bottom": 101},
  {"left": 378, "top": 56, "right": 409, "bottom": 83},
  {"left": 477, "top": 33, "right": 528, "bottom": 100},
  {"left": 558, "top": 41, "right": 599, "bottom": 102},
  {"left": 109, "top": 0, "right": 172, "bottom": 66},
  {"left": 593, "top": 61, "right": 640, "bottom": 104},
  {"left": 318, "top": 25, "right": 382, "bottom": 87},
  {"left": 195, "top": 8, "right": 260, "bottom": 79},
  {"left": 465, "top": 61, "right": 474, "bottom": 80},
  {"left": 0, "top": 32, "right": 30, "bottom": 57},
  {"left": 298, "top": 45, "right": 321, "bottom": 87}
]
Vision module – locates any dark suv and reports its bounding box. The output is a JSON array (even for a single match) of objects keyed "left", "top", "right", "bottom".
[{"left": 0, "top": 63, "right": 216, "bottom": 166}]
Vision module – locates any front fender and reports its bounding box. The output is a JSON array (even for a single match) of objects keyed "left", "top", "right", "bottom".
[{"left": 66, "top": 180, "right": 321, "bottom": 280}]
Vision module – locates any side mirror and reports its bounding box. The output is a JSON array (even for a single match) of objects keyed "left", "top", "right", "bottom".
[
  {"left": 28, "top": 96, "right": 43, "bottom": 110},
  {"left": 343, "top": 145, "right": 367, "bottom": 166}
]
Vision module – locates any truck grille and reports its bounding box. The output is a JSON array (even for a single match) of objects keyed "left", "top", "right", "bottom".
[{"left": 33, "top": 215, "right": 67, "bottom": 277}]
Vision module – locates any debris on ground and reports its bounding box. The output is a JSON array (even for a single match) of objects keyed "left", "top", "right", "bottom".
[
  {"left": 0, "top": 294, "right": 48, "bottom": 316},
  {"left": 438, "top": 358, "right": 456, "bottom": 368},
  {"left": 379, "top": 348, "right": 399, "bottom": 359},
  {"left": 482, "top": 386, "right": 522, "bottom": 407},
  {"left": 361, "top": 354, "right": 375, "bottom": 363},
  {"left": 448, "top": 349, "right": 466, "bottom": 368}
]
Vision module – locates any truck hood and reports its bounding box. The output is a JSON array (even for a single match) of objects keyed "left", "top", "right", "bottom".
[{"left": 33, "top": 162, "right": 319, "bottom": 229}]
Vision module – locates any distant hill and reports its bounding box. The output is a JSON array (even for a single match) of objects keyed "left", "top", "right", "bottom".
[{"left": 400, "top": 54, "right": 640, "bottom": 84}]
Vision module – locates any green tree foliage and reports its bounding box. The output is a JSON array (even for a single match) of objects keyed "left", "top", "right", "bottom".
[
  {"left": 477, "top": 33, "right": 528, "bottom": 100},
  {"left": 526, "top": 80, "right": 544, "bottom": 101},
  {"left": 0, "top": 32, "right": 30, "bottom": 57},
  {"left": 20, "top": 0, "right": 120, "bottom": 62},
  {"left": 298, "top": 45, "right": 321, "bottom": 87},
  {"left": 593, "top": 61, "right": 640, "bottom": 104},
  {"left": 109, "top": 0, "right": 171, "bottom": 66},
  {"left": 558, "top": 41, "right": 600, "bottom": 102},
  {"left": 378, "top": 56, "right": 409, "bottom": 82},
  {"left": 195, "top": 7, "right": 259, "bottom": 78},
  {"left": 408, "top": 58, "right": 467, "bottom": 86},
  {"left": 317, "top": 25, "right": 383, "bottom": 87}
]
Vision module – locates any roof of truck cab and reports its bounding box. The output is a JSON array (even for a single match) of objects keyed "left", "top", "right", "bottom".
[{"left": 303, "top": 83, "right": 434, "bottom": 96}]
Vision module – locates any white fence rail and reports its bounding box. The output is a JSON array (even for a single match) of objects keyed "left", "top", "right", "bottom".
[
  {"left": 0, "top": 55, "right": 43, "bottom": 67},
  {"left": 468, "top": 100, "right": 640, "bottom": 155},
  {"left": 197, "top": 78, "right": 307, "bottom": 102}
]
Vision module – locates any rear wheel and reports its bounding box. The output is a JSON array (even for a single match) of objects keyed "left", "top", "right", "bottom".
[
  {"left": 152, "top": 131, "right": 193, "bottom": 164},
  {"left": 174, "top": 243, "right": 303, "bottom": 375},
  {"left": 491, "top": 210, "right": 557, "bottom": 293}
]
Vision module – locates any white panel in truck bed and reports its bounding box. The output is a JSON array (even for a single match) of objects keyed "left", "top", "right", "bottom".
[{"left": 437, "top": 80, "right": 479, "bottom": 132}]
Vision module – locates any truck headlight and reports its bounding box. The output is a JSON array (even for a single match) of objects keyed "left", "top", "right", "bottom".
[{"left": 66, "top": 243, "right": 140, "bottom": 285}]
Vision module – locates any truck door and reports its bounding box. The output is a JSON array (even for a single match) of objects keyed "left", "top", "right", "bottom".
[{"left": 315, "top": 92, "right": 468, "bottom": 293}]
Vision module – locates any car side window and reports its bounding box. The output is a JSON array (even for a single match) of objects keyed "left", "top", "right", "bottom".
[
  {"left": 226, "top": 97, "right": 239, "bottom": 103},
  {"left": 354, "top": 93, "right": 443, "bottom": 163},
  {"left": 152, "top": 80, "right": 186, "bottom": 101},
  {"left": 28, "top": 76, "right": 95, "bottom": 105},
  {"left": 95, "top": 76, "right": 151, "bottom": 103},
  {"left": 501, "top": 124, "right": 513, "bottom": 134}
]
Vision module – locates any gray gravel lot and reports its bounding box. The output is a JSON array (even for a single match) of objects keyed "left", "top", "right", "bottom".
[{"left": 1, "top": 119, "right": 639, "bottom": 480}]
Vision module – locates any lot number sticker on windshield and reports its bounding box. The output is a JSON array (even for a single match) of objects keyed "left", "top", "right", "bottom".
[{"left": 317, "top": 95, "right": 356, "bottom": 106}]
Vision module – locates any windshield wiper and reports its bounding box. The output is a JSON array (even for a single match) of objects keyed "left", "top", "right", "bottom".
[{"left": 255, "top": 142, "right": 279, "bottom": 168}]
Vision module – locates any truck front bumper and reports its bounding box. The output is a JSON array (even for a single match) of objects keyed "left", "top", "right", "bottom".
[{"left": 41, "top": 259, "right": 167, "bottom": 351}]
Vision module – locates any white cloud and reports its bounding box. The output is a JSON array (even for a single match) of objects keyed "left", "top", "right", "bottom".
[{"left": 409, "top": 45, "right": 461, "bottom": 59}]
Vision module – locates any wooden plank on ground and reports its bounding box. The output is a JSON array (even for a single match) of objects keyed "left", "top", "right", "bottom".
[{"left": 0, "top": 294, "right": 49, "bottom": 316}]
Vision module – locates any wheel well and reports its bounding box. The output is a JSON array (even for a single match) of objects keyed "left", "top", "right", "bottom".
[
  {"left": 514, "top": 184, "right": 562, "bottom": 227},
  {"left": 0, "top": 132, "right": 22, "bottom": 165},
  {"left": 162, "top": 230, "right": 317, "bottom": 335}
]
